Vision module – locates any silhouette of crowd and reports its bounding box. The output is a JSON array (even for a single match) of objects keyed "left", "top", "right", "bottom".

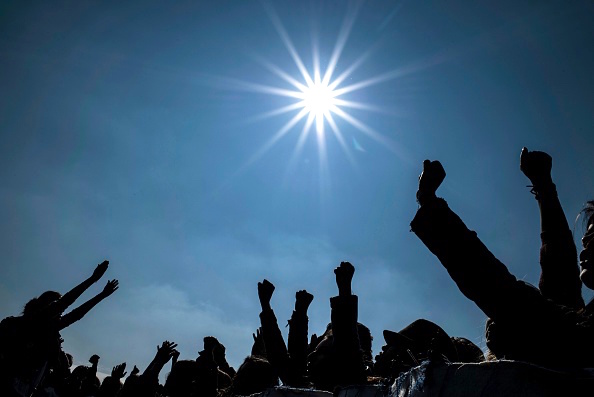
[{"left": 1, "top": 147, "right": 593, "bottom": 397}]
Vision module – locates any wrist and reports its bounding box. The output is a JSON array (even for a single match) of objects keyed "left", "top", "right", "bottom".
[
  {"left": 529, "top": 181, "right": 556, "bottom": 200},
  {"left": 338, "top": 286, "right": 352, "bottom": 296},
  {"left": 416, "top": 189, "right": 436, "bottom": 206}
]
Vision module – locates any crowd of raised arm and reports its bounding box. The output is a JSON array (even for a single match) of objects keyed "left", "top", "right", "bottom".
[{"left": 2, "top": 147, "right": 593, "bottom": 397}]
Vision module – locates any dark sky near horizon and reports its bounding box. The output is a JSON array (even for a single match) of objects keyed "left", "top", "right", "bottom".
[{"left": 1, "top": 0, "right": 594, "bottom": 377}]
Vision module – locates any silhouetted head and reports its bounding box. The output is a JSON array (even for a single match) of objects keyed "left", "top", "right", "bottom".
[
  {"left": 374, "top": 319, "right": 457, "bottom": 378},
  {"left": 23, "top": 291, "right": 61, "bottom": 317},
  {"left": 580, "top": 200, "right": 594, "bottom": 290},
  {"left": 306, "top": 322, "right": 372, "bottom": 390},
  {"left": 232, "top": 355, "right": 278, "bottom": 396},
  {"left": 450, "top": 337, "right": 484, "bottom": 363},
  {"left": 165, "top": 360, "right": 200, "bottom": 397},
  {"left": 307, "top": 328, "right": 334, "bottom": 389},
  {"left": 357, "top": 322, "right": 373, "bottom": 364}
]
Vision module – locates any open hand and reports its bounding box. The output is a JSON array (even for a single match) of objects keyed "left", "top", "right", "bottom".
[
  {"left": 251, "top": 328, "right": 265, "bottom": 357},
  {"left": 156, "top": 340, "right": 179, "bottom": 363},
  {"left": 258, "top": 279, "right": 275, "bottom": 309},
  {"left": 295, "top": 290, "right": 314, "bottom": 313},
  {"left": 203, "top": 336, "right": 219, "bottom": 353},
  {"left": 112, "top": 362, "right": 127, "bottom": 379},
  {"left": 92, "top": 260, "right": 109, "bottom": 282},
  {"left": 102, "top": 279, "right": 119, "bottom": 297},
  {"left": 335, "top": 262, "right": 355, "bottom": 296},
  {"left": 520, "top": 147, "right": 552, "bottom": 186}
]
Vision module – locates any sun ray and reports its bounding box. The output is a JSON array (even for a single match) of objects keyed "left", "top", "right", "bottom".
[
  {"left": 282, "top": 112, "right": 316, "bottom": 185},
  {"left": 245, "top": 102, "right": 306, "bottom": 123},
  {"left": 330, "top": 105, "right": 395, "bottom": 150},
  {"left": 324, "top": 110, "right": 357, "bottom": 168},
  {"left": 252, "top": 55, "right": 309, "bottom": 91},
  {"left": 263, "top": 3, "right": 314, "bottom": 87},
  {"left": 321, "top": 0, "right": 362, "bottom": 86},
  {"left": 241, "top": 107, "right": 309, "bottom": 171},
  {"left": 231, "top": 1, "right": 416, "bottom": 179},
  {"left": 332, "top": 98, "right": 393, "bottom": 114},
  {"left": 221, "top": 77, "right": 304, "bottom": 99},
  {"left": 326, "top": 49, "right": 372, "bottom": 91}
]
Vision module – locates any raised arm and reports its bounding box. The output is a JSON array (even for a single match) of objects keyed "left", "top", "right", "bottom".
[
  {"left": 520, "top": 148, "right": 583, "bottom": 308},
  {"left": 257, "top": 279, "right": 290, "bottom": 384},
  {"left": 331, "top": 262, "right": 358, "bottom": 350},
  {"left": 329, "top": 261, "right": 366, "bottom": 386},
  {"left": 59, "top": 279, "right": 118, "bottom": 329},
  {"left": 48, "top": 261, "right": 109, "bottom": 317},
  {"left": 287, "top": 290, "right": 313, "bottom": 386},
  {"left": 412, "top": 160, "right": 544, "bottom": 322},
  {"left": 142, "top": 340, "right": 178, "bottom": 384}
]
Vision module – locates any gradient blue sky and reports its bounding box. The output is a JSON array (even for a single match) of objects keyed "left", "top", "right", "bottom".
[{"left": 1, "top": 0, "right": 594, "bottom": 378}]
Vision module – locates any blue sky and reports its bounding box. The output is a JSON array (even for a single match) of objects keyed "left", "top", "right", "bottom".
[{"left": 1, "top": 0, "right": 594, "bottom": 378}]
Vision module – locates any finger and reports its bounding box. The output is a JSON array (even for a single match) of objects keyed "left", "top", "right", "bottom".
[{"left": 423, "top": 159, "right": 431, "bottom": 169}]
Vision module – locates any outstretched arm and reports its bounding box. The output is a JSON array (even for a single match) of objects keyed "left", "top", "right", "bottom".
[
  {"left": 59, "top": 279, "right": 118, "bottom": 329},
  {"left": 330, "top": 262, "right": 366, "bottom": 385},
  {"left": 48, "top": 261, "right": 109, "bottom": 317},
  {"left": 412, "top": 160, "right": 546, "bottom": 322},
  {"left": 257, "top": 279, "right": 290, "bottom": 384},
  {"left": 287, "top": 290, "right": 313, "bottom": 386},
  {"left": 520, "top": 148, "right": 583, "bottom": 308},
  {"left": 142, "top": 341, "right": 178, "bottom": 384}
]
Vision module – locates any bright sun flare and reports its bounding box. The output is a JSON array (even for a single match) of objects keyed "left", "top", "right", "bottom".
[
  {"left": 300, "top": 80, "right": 338, "bottom": 134},
  {"left": 228, "top": 3, "right": 405, "bottom": 172}
]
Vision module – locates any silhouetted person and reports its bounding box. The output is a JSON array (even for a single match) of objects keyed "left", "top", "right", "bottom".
[
  {"left": 119, "top": 365, "right": 140, "bottom": 397},
  {"left": 0, "top": 260, "right": 118, "bottom": 397},
  {"left": 486, "top": 148, "right": 585, "bottom": 360},
  {"left": 120, "top": 340, "right": 178, "bottom": 397},
  {"left": 98, "top": 362, "right": 127, "bottom": 397},
  {"left": 67, "top": 354, "right": 101, "bottom": 397},
  {"left": 374, "top": 319, "right": 458, "bottom": 381},
  {"left": 411, "top": 159, "right": 594, "bottom": 368},
  {"left": 250, "top": 327, "right": 266, "bottom": 358},
  {"left": 450, "top": 337, "right": 485, "bottom": 363},
  {"left": 195, "top": 336, "right": 233, "bottom": 396},
  {"left": 200, "top": 336, "right": 235, "bottom": 382},
  {"left": 307, "top": 262, "right": 369, "bottom": 391},
  {"left": 257, "top": 279, "right": 313, "bottom": 387},
  {"left": 225, "top": 355, "right": 278, "bottom": 397},
  {"left": 165, "top": 360, "right": 200, "bottom": 397}
]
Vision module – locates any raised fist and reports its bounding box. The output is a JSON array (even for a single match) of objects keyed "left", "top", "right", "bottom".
[
  {"left": 418, "top": 160, "right": 446, "bottom": 195},
  {"left": 295, "top": 290, "right": 314, "bottom": 313},
  {"left": 520, "top": 147, "right": 552, "bottom": 186},
  {"left": 258, "top": 279, "right": 275, "bottom": 308},
  {"left": 335, "top": 261, "right": 355, "bottom": 296}
]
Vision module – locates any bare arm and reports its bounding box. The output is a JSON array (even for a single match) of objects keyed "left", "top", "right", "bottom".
[
  {"left": 59, "top": 279, "right": 118, "bottom": 329},
  {"left": 48, "top": 261, "right": 109, "bottom": 317},
  {"left": 142, "top": 341, "right": 178, "bottom": 384}
]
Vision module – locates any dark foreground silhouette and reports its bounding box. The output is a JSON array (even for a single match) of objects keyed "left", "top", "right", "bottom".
[{"left": 2, "top": 147, "right": 594, "bottom": 397}]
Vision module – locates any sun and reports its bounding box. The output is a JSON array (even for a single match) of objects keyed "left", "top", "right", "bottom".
[
  {"left": 223, "top": 2, "right": 408, "bottom": 173},
  {"left": 300, "top": 79, "right": 338, "bottom": 134}
]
